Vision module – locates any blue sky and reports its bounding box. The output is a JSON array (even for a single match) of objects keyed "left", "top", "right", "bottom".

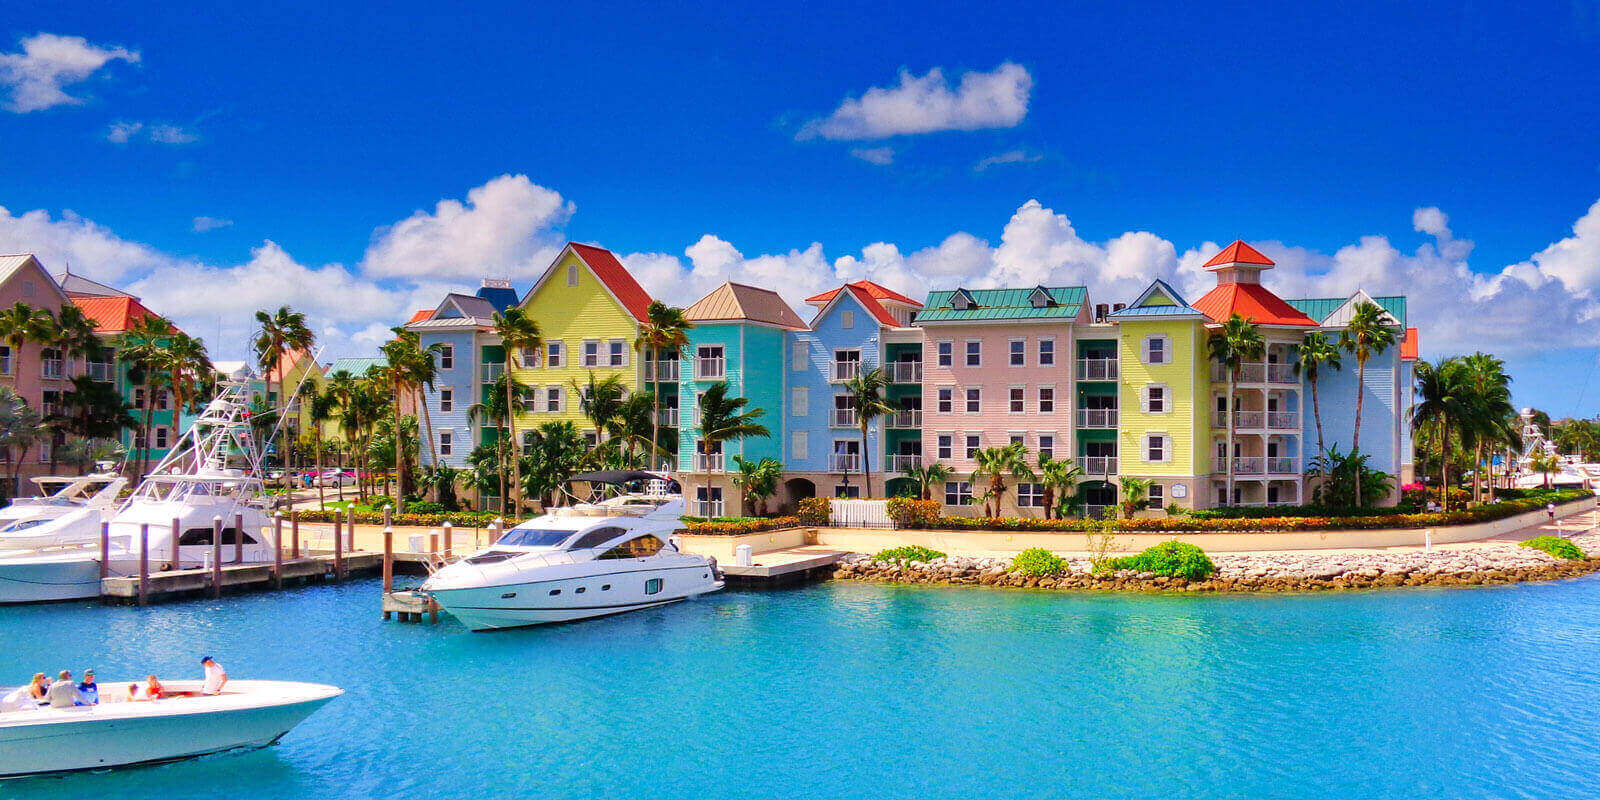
[{"left": 2, "top": 0, "right": 1599, "bottom": 414}]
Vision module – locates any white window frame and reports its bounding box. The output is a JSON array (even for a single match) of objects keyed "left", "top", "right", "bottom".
[
  {"left": 1038, "top": 385, "right": 1055, "bottom": 414},
  {"left": 1008, "top": 338, "right": 1026, "bottom": 367},
  {"left": 439, "top": 388, "right": 454, "bottom": 413},
  {"left": 1008, "top": 431, "right": 1025, "bottom": 447},
  {"left": 546, "top": 385, "right": 564, "bottom": 413},
  {"left": 1037, "top": 337, "right": 1055, "bottom": 367},
  {"left": 937, "top": 387, "right": 954, "bottom": 414},
  {"left": 608, "top": 339, "right": 628, "bottom": 368},
  {"left": 438, "top": 344, "right": 454, "bottom": 370},
  {"left": 944, "top": 480, "right": 973, "bottom": 506},
  {"left": 936, "top": 340, "right": 953, "bottom": 368},
  {"left": 439, "top": 430, "right": 453, "bottom": 457},
  {"left": 1038, "top": 434, "right": 1055, "bottom": 461},
  {"left": 1017, "top": 482, "right": 1045, "bottom": 508},
  {"left": 1147, "top": 483, "right": 1164, "bottom": 508},
  {"left": 1142, "top": 334, "right": 1171, "bottom": 365},
  {"left": 1144, "top": 432, "right": 1170, "bottom": 463},
  {"left": 964, "top": 339, "right": 982, "bottom": 367},
  {"left": 1142, "top": 383, "right": 1170, "bottom": 414},
  {"left": 964, "top": 387, "right": 981, "bottom": 414},
  {"left": 582, "top": 340, "right": 601, "bottom": 368},
  {"left": 547, "top": 341, "right": 564, "bottom": 368},
  {"left": 1008, "top": 385, "right": 1025, "bottom": 414},
  {"left": 964, "top": 433, "right": 981, "bottom": 459},
  {"left": 937, "top": 433, "right": 953, "bottom": 460}
]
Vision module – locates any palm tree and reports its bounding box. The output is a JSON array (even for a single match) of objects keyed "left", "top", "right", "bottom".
[
  {"left": 1036, "top": 454, "right": 1084, "bottom": 520},
  {"left": 0, "top": 302, "right": 56, "bottom": 388},
  {"left": 1340, "top": 301, "right": 1399, "bottom": 455},
  {"left": 0, "top": 387, "right": 47, "bottom": 498},
  {"left": 376, "top": 328, "right": 441, "bottom": 510},
  {"left": 468, "top": 372, "right": 534, "bottom": 513},
  {"left": 253, "top": 306, "right": 314, "bottom": 488},
  {"left": 53, "top": 304, "right": 102, "bottom": 367},
  {"left": 521, "top": 421, "right": 588, "bottom": 508},
  {"left": 574, "top": 372, "right": 626, "bottom": 444},
  {"left": 610, "top": 392, "right": 662, "bottom": 466},
  {"left": 114, "top": 315, "right": 173, "bottom": 479},
  {"left": 1411, "top": 357, "right": 1470, "bottom": 511},
  {"left": 970, "top": 442, "right": 1034, "bottom": 517},
  {"left": 1118, "top": 476, "right": 1153, "bottom": 519},
  {"left": 1459, "top": 353, "right": 1513, "bottom": 504},
  {"left": 841, "top": 367, "right": 895, "bottom": 497},
  {"left": 634, "top": 301, "right": 692, "bottom": 469},
  {"left": 307, "top": 385, "right": 339, "bottom": 509},
  {"left": 153, "top": 331, "right": 210, "bottom": 434},
  {"left": 1294, "top": 331, "right": 1342, "bottom": 459},
  {"left": 731, "top": 456, "right": 784, "bottom": 516},
  {"left": 1206, "top": 313, "right": 1264, "bottom": 506},
  {"left": 694, "top": 382, "right": 770, "bottom": 515},
  {"left": 52, "top": 376, "right": 135, "bottom": 457},
  {"left": 1529, "top": 449, "right": 1561, "bottom": 490},
  {"left": 491, "top": 308, "right": 543, "bottom": 509},
  {"left": 902, "top": 461, "right": 954, "bottom": 501}
]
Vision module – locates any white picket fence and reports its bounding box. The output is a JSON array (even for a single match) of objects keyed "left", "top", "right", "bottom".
[{"left": 828, "top": 499, "right": 894, "bottom": 529}]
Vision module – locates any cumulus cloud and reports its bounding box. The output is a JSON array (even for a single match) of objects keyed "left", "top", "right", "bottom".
[
  {"left": 0, "top": 33, "right": 139, "bottom": 113},
  {"left": 974, "top": 149, "right": 1043, "bottom": 171},
  {"left": 797, "top": 62, "right": 1032, "bottom": 140},
  {"left": 191, "top": 216, "right": 233, "bottom": 233},
  {"left": 850, "top": 147, "right": 894, "bottom": 165},
  {"left": 105, "top": 121, "right": 200, "bottom": 145},
  {"left": 360, "top": 174, "right": 573, "bottom": 280}
]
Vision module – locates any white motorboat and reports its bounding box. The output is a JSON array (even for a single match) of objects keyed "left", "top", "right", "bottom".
[
  {"left": 423, "top": 470, "right": 723, "bottom": 631},
  {"left": 0, "top": 381, "right": 280, "bottom": 604},
  {"left": 0, "top": 471, "right": 127, "bottom": 551},
  {"left": 0, "top": 679, "right": 341, "bottom": 778}
]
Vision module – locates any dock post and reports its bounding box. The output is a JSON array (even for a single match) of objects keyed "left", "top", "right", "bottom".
[
  {"left": 99, "top": 522, "right": 109, "bottom": 580},
  {"left": 138, "top": 523, "right": 149, "bottom": 606},
  {"left": 443, "top": 521, "right": 453, "bottom": 560},
  {"left": 170, "top": 518, "right": 181, "bottom": 571},
  {"left": 211, "top": 516, "right": 223, "bottom": 599},
  {"left": 430, "top": 527, "right": 439, "bottom": 563},
  {"left": 272, "top": 513, "right": 284, "bottom": 590},
  {"left": 233, "top": 512, "right": 244, "bottom": 564},
  {"left": 384, "top": 505, "right": 392, "bottom": 530},
  {"left": 291, "top": 511, "right": 300, "bottom": 558},
  {"left": 382, "top": 527, "right": 394, "bottom": 593},
  {"left": 347, "top": 505, "right": 356, "bottom": 559},
  {"left": 334, "top": 510, "right": 345, "bottom": 581}
]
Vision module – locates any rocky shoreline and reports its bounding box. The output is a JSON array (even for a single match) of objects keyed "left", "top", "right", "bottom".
[{"left": 830, "top": 529, "right": 1600, "bottom": 592}]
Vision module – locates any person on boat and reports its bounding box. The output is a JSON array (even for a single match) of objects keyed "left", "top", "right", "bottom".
[
  {"left": 26, "top": 673, "right": 48, "bottom": 704},
  {"left": 45, "top": 670, "right": 79, "bottom": 708},
  {"left": 129, "top": 674, "right": 164, "bottom": 701},
  {"left": 201, "top": 656, "right": 228, "bottom": 695},
  {"left": 76, "top": 669, "right": 99, "bottom": 705}
]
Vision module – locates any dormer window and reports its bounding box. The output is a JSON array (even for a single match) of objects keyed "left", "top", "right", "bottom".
[
  {"left": 1029, "top": 286, "right": 1052, "bottom": 308},
  {"left": 951, "top": 289, "right": 976, "bottom": 310}
]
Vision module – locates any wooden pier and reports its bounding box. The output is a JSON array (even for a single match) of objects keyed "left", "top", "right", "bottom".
[{"left": 718, "top": 546, "right": 847, "bottom": 587}]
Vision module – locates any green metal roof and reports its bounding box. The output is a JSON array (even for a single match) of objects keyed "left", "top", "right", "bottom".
[
  {"left": 327, "top": 356, "right": 384, "bottom": 376},
  {"left": 916, "top": 286, "right": 1086, "bottom": 323},
  {"left": 1286, "top": 295, "right": 1407, "bottom": 326}
]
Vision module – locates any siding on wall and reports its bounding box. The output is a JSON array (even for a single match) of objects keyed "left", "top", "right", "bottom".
[
  {"left": 1308, "top": 348, "right": 1402, "bottom": 474},
  {"left": 516, "top": 250, "right": 640, "bottom": 434},
  {"left": 1118, "top": 318, "right": 1208, "bottom": 478},
  {"left": 678, "top": 322, "right": 746, "bottom": 470},
  {"left": 788, "top": 292, "right": 883, "bottom": 475},
  {"left": 417, "top": 329, "right": 480, "bottom": 468}
]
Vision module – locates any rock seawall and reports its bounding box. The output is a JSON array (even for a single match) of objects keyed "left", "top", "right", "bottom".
[{"left": 831, "top": 530, "right": 1600, "bottom": 592}]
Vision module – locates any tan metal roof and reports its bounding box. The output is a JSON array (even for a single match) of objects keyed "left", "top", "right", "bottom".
[
  {"left": 684, "top": 282, "right": 808, "bottom": 329},
  {"left": 0, "top": 254, "right": 40, "bottom": 284}
]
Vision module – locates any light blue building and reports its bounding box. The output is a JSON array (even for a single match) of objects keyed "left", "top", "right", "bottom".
[{"left": 407, "top": 281, "right": 518, "bottom": 477}]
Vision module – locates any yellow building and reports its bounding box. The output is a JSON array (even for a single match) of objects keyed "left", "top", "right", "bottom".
[{"left": 1110, "top": 280, "right": 1212, "bottom": 511}]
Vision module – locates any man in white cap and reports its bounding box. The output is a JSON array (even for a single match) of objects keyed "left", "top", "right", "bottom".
[{"left": 200, "top": 656, "right": 228, "bottom": 695}]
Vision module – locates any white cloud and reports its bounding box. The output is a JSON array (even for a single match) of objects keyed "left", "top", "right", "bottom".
[
  {"left": 360, "top": 174, "right": 573, "bottom": 280},
  {"left": 105, "top": 120, "right": 200, "bottom": 145},
  {"left": 0, "top": 33, "right": 139, "bottom": 113},
  {"left": 105, "top": 121, "right": 142, "bottom": 143},
  {"left": 850, "top": 147, "right": 894, "bottom": 165},
  {"left": 797, "top": 62, "right": 1032, "bottom": 140},
  {"left": 974, "top": 149, "right": 1043, "bottom": 171},
  {"left": 146, "top": 124, "right": 198, "bottom": 144},
  {"left": 192, "top": 216, "right": 233, "bottom": 233}
]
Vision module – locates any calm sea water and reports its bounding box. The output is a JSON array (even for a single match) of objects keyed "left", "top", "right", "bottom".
[{"left": 4, "top": 576, "right": 1600, "bottom": 799}]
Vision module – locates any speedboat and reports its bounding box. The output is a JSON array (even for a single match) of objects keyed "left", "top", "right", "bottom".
[
  {"left": 0, "top": 679, "right": 341, "bottom": 778},
  {"left": 422, "top": 470, "right": 723, "bottom": 630},
  {"left": 0, "top": 382, "right": 281, "bottom": 604},
  {"left": 0, "top": 470, "right": 126, "bottom": 551}
]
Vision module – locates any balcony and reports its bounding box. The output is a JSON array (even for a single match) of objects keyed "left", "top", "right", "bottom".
[
  {"left": 830, "top": 453, "right": 863, "bottom": 472},
  {"left": 830, "top": 408, "right": 859, "bottom": 428},
  {"left": 657, "top": 409, "right": 680, "bottom": 427},
  {"left": 885, "top": 410, "right": 922, "bottom": 429},
  {"left": 1076, "top": 358, "right": 1119, "bottom": 381},
  {"left": 644, "top": 360, "right": 680, "bottom": 382},
  {"left": 1267, "top": 412, "right": 1299, "bottom": 430},
  {"left": 1212, "top": 410, "right": 1265, "bottom": 429},
  {"left": 1081, "top": 456, "right": 1118, "bottom": 475},
  {"left": 480, "top": 363, "right": 505, "bottom": 383},
  {"left": 887, "top": 453, "right": 922, "bottom": 472},
  {"left": 694, "top": 358, "right": 725, "bottom": 380},
  {"left": 1076, "top": 408, "right": 1118, "bottom": 429},
  {"left": 695, "top": 453, "right": 725, "bottom": 472},
  {"left": 1268, "top": 457, "right": 1298, "bottom": 474},
  {"left": 831, "top": 361, "right": 862, "bottom": 382},
  {"left": 885, "top": 361, "right": 922, "bottom": 383},
  {"left": 40, "top": 360, "right": 67, "bottom": 380},
  {"left": 85, "top": 361, "right": 115, "bottom": 382},
  {"left": 1216, "top": 456, "right": 1266, "bottom": 475},
  {"left": 1267, "top": 364, "right": 1297, "bottom": 384},
  {"left": 1210, "top": 362, "right": 1297, "bottom": 385}
]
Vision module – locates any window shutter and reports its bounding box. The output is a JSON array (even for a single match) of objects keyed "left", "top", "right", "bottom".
[{"left": 1140, "top": 387, "right": 1150, "bottom": 414}]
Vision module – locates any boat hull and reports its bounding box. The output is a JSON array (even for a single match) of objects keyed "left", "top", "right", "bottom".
[
  {"left": 0, "top": 680, "right": 340, "bottom": 779},
  {"left": 428, "top": 563, "right": 723, "bottom": 631},
  {"left": 0, "top": 551, "right": 106, "bottom": 603}
]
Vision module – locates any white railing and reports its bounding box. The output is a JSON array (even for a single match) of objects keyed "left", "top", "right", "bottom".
[
  {"left": 829, "top": 453, "right": 863, "bottom": 472},
  {"left": 657, "top": 409, "right": 679, "bottom": 427},
  {"left": 644, "top": 360, "right": 680, "bottom": 381},
  {"left": 41, "top": 359, "right": 66, "bottom": 380},
  {"left": 1268, "top": 457, "right": 1298, "bottom": 474},
  {"left": 1267, "top": 412, "right": 1299, "bottom": 430},
  {"left": 1076, "top": 408, "right": 1118, "bottom": 428},
  {"left": 1216, "top": 457, "right": 1266, "bottom": 475},
  {"left": 830, "top": 498, "right": 892, "bottom": 528},
  {"left": 1267, "top": 364, "right": 1297, "bottom": 384},
  {"left": 885, "top": 361, "right": 922, "bottom": 382},
  {"left": 1211, "top": 363, "right": 1268, "bottom": 383},
  {"left": 887, "top": 454, "right": 922, "bottom": 472},
  {"left": 885, "top": 410, "right": 922, "bottom": 429},
  {"left": 830, "top": 409, "right": 859, "bottom": 427},
  {"left": 85, "top": 361, "right": 115, "bottom": 382},
  {"left": 1076, "top": 358, "right": 1119, "bottom": 380},
  {"left": 1082, "top": 456, "right": 1118, "bottom": 474},
  {"left": 695, "top": 358, "right": 725, "bottom": 380},
  {"left": 480, "top": 363, "right": 504, "bottom": 383},
  {"left": 832, "top": 361, "right": 862, "bottom": 382},
  {"left": 695, "top": 500, "right": 726, "bottom": 518},
  {"left": 695, "top": 453, "right": 724, "bottom": 472}
]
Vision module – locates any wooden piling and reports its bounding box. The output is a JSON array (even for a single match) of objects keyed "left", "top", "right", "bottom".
[
  {"left": 169, "top": 518, "right": 181, "bottom": 572},
  {"left": 272, "top": 513, "right": 284, "bottom": 590},
  {"left": 429, "top": 528, "right": 438, "bottom": 562},
  {"left": 233, "top": 512, "right": 244, "bottom": 564},
  {"left": 291, "top": 511, "right": 300, "bottom": 558},
  {"left": 211, "top": 516, "right": 223, "bottom": 599},
  {"left": 99, "top": 522, "right": 109, "bottom": 580},
  {"left": 333, "top": 511, "right": 344, "bottom": 581},
  {"left": 138, "top": 523, "right": 149, "bottom": 606},
  {"left": 443, "top": 521, "right": 453, "bottom": 559},
  {"left": 382, "top": 527, "right": 394, "bottom": 593}
]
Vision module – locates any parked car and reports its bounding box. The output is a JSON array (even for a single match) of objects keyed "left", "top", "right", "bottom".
[{"left": 313, "top": 470, "right": 357, "bottom": 487}]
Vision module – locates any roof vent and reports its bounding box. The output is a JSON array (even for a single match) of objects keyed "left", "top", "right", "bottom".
[
  {"left": 1113, "top": 303, "right": 1127, "bottom": 312},
  {"left": 481, "top": 278, "right": 512, "bottom": 289},
  {"left": 1095, "top": 303, "right": 1110, "bottom": 323}
]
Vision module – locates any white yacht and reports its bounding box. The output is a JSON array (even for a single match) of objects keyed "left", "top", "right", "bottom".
[
  {"left": 422, "top": 471, "right": 723, "bottom": 631},
  {"left": 0, "top": 382, "right": 280, "bottom": 604},
  {"left": 0, "top": 470, "right": 127, "bottom": 552},
  {"left": 0, "top": 679, "right": 341, "bottom": 778}
]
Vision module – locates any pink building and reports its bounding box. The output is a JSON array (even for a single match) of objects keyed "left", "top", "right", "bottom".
[{"left": 0, "top": 255, "right": 84, "bottom": 483}]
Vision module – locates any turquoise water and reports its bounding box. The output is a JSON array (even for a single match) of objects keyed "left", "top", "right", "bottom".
[{"left": 5, "top": 577, "right": 1600, "bottom": 798}]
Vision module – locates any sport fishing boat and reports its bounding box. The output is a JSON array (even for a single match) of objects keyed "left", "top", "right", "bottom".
[
  {"left": 0, "top": 381, "right": 280, "bottom": 603},
  {"left": 0, "top": 469, "right": 127, "bottom": 551},
  {"left": 0, "top": 679, "right": 341, "bottom": 778},
  {"left": 422, "top": 470, "right": 723, "bottom": 631}
]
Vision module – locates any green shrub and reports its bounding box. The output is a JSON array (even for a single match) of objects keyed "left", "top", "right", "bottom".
[
  {"left": 886, "top": 497, "right": 941, "bottom": 528},
  {"left": 680, "top": 516, "right": 800, "bottom": 536},
  {"left": 405, "top": 500, "right": 449, "bottom": 515},
  {"left": 1105, "top": 541, "right": 1217, "bottom": 580},
  {"left": 797, "top": 497, "right": 831, "bottom": 526},
  {"left": 875, "top": 545, "right": 946, "bottom": 565},
  {"left": 1521, "top": 535, "right": 1586, "bottom": 560},
  {"left": 1010, "top": 547, "right": 1066, "bottom": 577}
]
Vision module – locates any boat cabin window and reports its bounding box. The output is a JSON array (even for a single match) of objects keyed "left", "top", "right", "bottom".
[
  {"left": 569, "top": 526, "right": 629, "bottom": 550},
  {"left": 596, "top": 535, "right": 665, "bottom": 560},
  {"left": 177, "top": 527, "right": 259, "bottom": 545},
  {"left": 495, "top": 527, "right": 580, "bottom": 548}
]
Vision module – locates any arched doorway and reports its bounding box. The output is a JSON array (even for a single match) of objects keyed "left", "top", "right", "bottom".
[
  {"left": 781, "top": 477, "right": 816, "bottom": 514},
  {"left": 884, "top": 477, "right": 917, "bottom": 499}
]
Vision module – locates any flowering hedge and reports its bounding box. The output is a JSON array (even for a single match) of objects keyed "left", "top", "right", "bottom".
[
  {"left": 291, "top": 509, "right": 521, "bottom": 527},
  {"left": 680, "top": 517, "right": 800, "bottom": 536},
  {"left": 886, "top": 498, "right": 941, "bottom": 528},
  {"left": 797, "top": 497, "right": 831, "bottom": 526}
]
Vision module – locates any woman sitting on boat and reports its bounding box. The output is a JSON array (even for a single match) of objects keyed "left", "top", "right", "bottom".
[
  {"left": 129, "top": 675, "right": 165, "bottom": 701},
  {"left": 27, "top": 673, "right": 48, "bottom": 705},
  {"left": 0, "top": 674, "right": 50, "bottom": 711}
]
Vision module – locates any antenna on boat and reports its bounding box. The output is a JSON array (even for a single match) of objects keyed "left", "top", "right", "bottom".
[{"left": 259, "top": 345, "right": 326, "bottom": 469}]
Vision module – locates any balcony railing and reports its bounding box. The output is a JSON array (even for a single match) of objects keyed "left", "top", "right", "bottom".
[
  {"left": 1216, "top": 456, "right": 1266, "bottom": 475},
  {"left": 40, "top": 360, "right": 66, "bottom": 380},
  {"left": 887, "top": 454, "right": 922, "bottom": 472},
  {"left": 1267, "top": 364, "right": 1297, "bottom": 384},
  {"left": 1212, "top": 410, "right": 1266, "bottom": 429},
  {"left": 657, "top": 409, "right": 679, "bottom": 427},
  {"left": 695, "top": 500, "right": 726, "bottom": 517},
  {"left": 830, "top": 408, "right": 859, "bottom": 428},
  {"left": 695, "top": 358, "right": 725, "bottom": 380},
  {"left": 695, "top": 453, "right": 724, "bottom": 472},
  {"left": 644, "top": 360, "right": 680, "bottom": 381},
  {"left": 1076, "top": 358, "right": 1119, "bottom": 381},
  {"left": 1267, "top": 412, "right": 1299, "bottom": 430},
  {"left": 831, "top": 361, "right": 862, "bottom": 382},
  {"left": 480, "top": 363, "right": 505, "bottom": 383},
  {"left": 1076, "top": 408, "right": 1118, "bottom": 429},
  {"left": 1268, "top": 457, "right": 1298, "bottom": 474},
  {"left": 1210, "top": 362, "right": 1296, "bottom": 384},
  {"left": 1081, "top": 456, "right": 1118, "bottom": 474},
  {"left": 829, "top": 453, "right": 863, "bottom": 472},
  {"left": 85, "top": 361, "right": 115, "bottom": 382},
  {"left": 885, "top": 410, "right": 922, "bottom": 429},
  {"left": 885, "top": 361, "right": 922, "bottom": 382}
]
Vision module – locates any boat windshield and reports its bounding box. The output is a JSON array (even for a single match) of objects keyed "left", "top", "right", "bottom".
[
  {"left": 495, "top": 527, "right": 581, "bottom": 548},
  {"left": 0, "top": 518, "right": 48, "bottom": 533}
]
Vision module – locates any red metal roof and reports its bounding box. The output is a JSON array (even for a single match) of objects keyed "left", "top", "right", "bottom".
[
  {"left": 1192, "top": 282, "right": 1319, "bottom": 326},
  {"left": 1203, "top": 240, "right": 1275, "bottom": 268},
  {"left": 805, "top": 280, "right": 920, "bottom": 307},
  {"left": 406, "top": 308, "right": 435, "bottom": 324},
  {"left": 846, "top": 285, "right": 901, "bottom": 327},
  {"left": 70, "top": 296, "right": 169, "bottom": 334},
  {"left": 569, "top": 243, "right": 653, "bottom": 323},
  {"left": 1400, "top": 327, "right": 1419, "bottom": 360}
]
